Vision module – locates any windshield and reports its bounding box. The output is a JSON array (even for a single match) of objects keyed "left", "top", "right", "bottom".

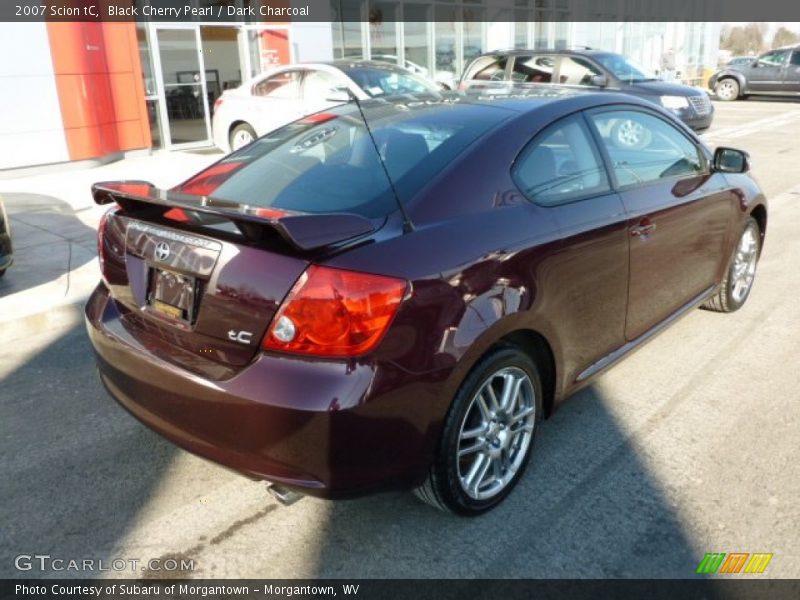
[
  {"left": 341, "top": 65, "right": 440, "bottom": 97},
  {"left": 175, "top": 101, "right": 510, "bottom": 218},
  {"left": 594, "top": 53, "right": 657, "bottom": 83}
]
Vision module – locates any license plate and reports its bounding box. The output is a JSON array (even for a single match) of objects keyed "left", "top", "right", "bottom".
[{"left": 148, "top": 268, "right": 196, "bottom": 321}]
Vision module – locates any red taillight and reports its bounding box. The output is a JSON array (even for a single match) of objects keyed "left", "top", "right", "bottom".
[
  {"left": 299, "top": 112, "right": 337, "bottom": 125},
  {"left": 262, "top": 265, "right": 407, "bottom": 357},
  {"left": 213, "top": 96, "right": 224, "bottom": 112}
]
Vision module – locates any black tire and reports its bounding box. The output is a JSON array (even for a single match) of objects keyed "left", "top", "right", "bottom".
[
  {"left": 229, "top": 123, "right": 257, "bottom": 152},
  {"left": 414, "top": 345, "right": 544, "bottom": 515},
  {"left": 703, "top": 217, "right": 761, "bottom": 313},
  {"left": 715, "top": 78, "right": 740, "bottom": 102}
]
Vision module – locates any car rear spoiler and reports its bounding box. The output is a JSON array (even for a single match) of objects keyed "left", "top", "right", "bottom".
[{"left": 92, "top": 181, "right": 376, "bottom": 252}]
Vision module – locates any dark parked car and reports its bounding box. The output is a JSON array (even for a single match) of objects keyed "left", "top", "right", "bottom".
[
  {"left": 86, "top": 90, "right": 766, "bottom": 515},
  {"left": 710, "top": 45, "right": 800, "bottom": 101},
  {"left": 460, "top": 49, "right": 714, "bottom": 134},
  {"left": 0, "top": 195, "right": 12, "bottom": 277}
]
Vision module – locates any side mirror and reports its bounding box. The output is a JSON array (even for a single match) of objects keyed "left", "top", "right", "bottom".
[
  {"left": 326, "top": 86, "right": 354, "bottom": 103},
  {"left": 589, "top": 74, "right": 608, "bottom": 88},
  {"left": 713, "top": 147, "right": 751, "bottom": 173}
]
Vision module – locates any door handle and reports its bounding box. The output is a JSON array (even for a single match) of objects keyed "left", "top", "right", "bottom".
[{"left": 630, "top": 218, "right": 656, "bottom": 238}]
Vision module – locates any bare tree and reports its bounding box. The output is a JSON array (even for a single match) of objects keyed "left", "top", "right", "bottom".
[
  {"left": 721, "top": 22, "right": 768, "bottom": 56},
  {"left": 772, "top": 26, "right": 800, "bottom": 49}
]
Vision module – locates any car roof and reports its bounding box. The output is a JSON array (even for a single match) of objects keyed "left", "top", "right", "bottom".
[
  {"left": 330, "top": 59, "right": 412, "bottom": 71},
  {"left": 354, "top": 88, "right": 658, "bottom": 120},
  {"left": 476, "top": 48, "right": 613, "bottom": 58}
]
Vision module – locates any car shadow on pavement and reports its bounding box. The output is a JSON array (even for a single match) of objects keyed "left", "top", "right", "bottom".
[
  {"left": 308, "top": 384, "right": 705, "bottom": 578},
  {"left": 0, "top": 193, "right": 98, "bottom": 297},
  {"left": 0, "top": 324, "right": 177, "bottom": 579}
]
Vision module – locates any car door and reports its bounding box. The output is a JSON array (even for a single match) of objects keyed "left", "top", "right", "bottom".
[
  {"left": 249, "top": 69, "right": 305, "bottom": 135},
  {"left": 785, "top": 50, "right": 800, "bottom": 93},
  {"left": 746, "top": 49, "right": 790, "bottom": 92},
  {"left": 511, "top": 113, "right": 629, "bottom": 380},
  {"left": 586, "top": 108, "right": 736, "bottom": 341}
]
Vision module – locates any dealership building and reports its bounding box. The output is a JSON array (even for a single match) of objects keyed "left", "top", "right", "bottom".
[{"left": 0, "top": 5, "right": 719, "bottom": 171}]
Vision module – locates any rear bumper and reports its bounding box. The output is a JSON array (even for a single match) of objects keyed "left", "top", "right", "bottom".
[{"left": 85, "top": 284, "right": 444, "bottom": 498}]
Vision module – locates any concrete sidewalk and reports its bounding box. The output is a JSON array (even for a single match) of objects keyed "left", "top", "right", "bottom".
[{"left": 0, "top": 150, "right": 221, "bottom": 341}]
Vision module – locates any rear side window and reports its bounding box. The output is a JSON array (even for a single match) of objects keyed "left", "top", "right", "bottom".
[
  {"left": 512, "top": 114, "right": 610, "bottom": 206},
  {"left": 588, "top": 110, "right": 706, "bottom": 187},
  {"left": 464, "top": 56, "right": 508, "bottom": 81},
  {"left": 557, "top": 57, "right": 603, "bottom": 86},
  {"left": 253, "top": 71, "right": 302, "bottom": 99},
  {"left": 511, "top": 55, "right": 555, "bottom": 83},
  {"left": 302, "top": 70, "right": 339, "bottom": 100},
  {"left": 791, "top": 51, "right": 800, "bottom": 67},
  {"left": 176, "top": 103, "right": 510, "bottom": 218}
]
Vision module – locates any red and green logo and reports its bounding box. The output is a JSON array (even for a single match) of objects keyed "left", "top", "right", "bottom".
[{"left": 696, "top": 552, "right": 773, "bottom": 574}]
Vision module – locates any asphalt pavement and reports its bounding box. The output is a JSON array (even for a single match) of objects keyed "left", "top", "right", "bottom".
[{"left": 0, "top": 99, "right": 798, "bottom": 579}]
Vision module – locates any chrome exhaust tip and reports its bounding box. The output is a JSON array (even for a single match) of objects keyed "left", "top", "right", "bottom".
[{"left": 266, "top": 483, "right": 304, "bottom": 506}]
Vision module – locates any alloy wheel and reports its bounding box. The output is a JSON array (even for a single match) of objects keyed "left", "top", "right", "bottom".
[
  {"left": 456, "top": 366, "right": 536, "bottom": 501},
  {"left": 716, "top": 80, "right": 738, "bottom": 101},
  {"left": 731, "top": 223, "right": 759, "bottom": 303}
]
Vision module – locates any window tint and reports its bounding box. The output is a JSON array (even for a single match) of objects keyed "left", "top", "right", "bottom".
[
  {"left": 791, "top": 51, "right": 800, "bottom": 67},
  {"left": 558, "top": 57, "right": 603, "bottom": 85},
  {"left": 758, "top": 50, "right": 790, "bottom": 67},
  {"left": 512, "top": 115, "right": 610, "bottom": 206},
  {"left": 466, "top": 56, "right": 509, "bottom": 81},
  {"left": 588, "top": 110, "right": 705, "bottom": 187},
  {"left": 253, "top": 71, "right": 302, "bottom": 99},
  {"left": 303, "top": 70, "right": 339, "bottom": 100},
  {"left": 177, "top": 103, "right": 509, "bottom": 218},
  {"left": 511, "top": 55, "right": 555, "bottom": 83}
]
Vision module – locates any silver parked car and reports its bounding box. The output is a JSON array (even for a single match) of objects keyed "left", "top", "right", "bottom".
[{"left": 211, "top": 60, "right": 442, "bottom": 152}]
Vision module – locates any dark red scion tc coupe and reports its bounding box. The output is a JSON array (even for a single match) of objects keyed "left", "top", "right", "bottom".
[{"left": 86, "top": 89, "right": 766, "bottom": 515}]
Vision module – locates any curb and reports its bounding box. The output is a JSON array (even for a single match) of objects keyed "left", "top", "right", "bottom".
[{"left": 0, "top": 299, "right": 86, "bottom": 342}]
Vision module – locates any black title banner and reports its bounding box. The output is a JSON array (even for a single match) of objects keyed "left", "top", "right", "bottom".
[
  {"left": 3, "top": 0, "right": 800, "bottom": 23},
  {"left": 3, "top": 579, "right": 800, "bottom": 600}
]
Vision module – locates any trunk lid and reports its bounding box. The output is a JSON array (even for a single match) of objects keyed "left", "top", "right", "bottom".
[{"left": 95, "top": 181, "right": 376, "bottom": 379}]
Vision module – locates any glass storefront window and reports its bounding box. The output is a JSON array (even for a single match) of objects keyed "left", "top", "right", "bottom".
[
  {"left": 463, "top": 9, "right": 485, "bottom": 66},
  {"left": 248, "top": 29, "right": 291, "bottom": 77},
  {"left": 332, "top": 0, "right": 364, "bottom": 59},
  {"left": 404, "top": 5, "right": 432, "bottom": 75},
  {"left": 534, "top": 18, "right": 550, "bottom": 49},
  {"left": 369, "top": 3, "right": 398, "bottom": 59},
  {"left": 434, "top": 8, "right": 458, "bottom": 79},
  {"left": 514, "top": 16, "right": 530, "bottom": 49},
  {"left": 136, "top": 24, "right": 156, "bottom": 96},
  {"left": 136, "top": 23, "right": 161, "bottom": 149},
  {"left": 554, "top": 19, "right": 569, "bottom": 49},
  {"left": 200, "top": 26, "right": 241, "bottom": 105}
]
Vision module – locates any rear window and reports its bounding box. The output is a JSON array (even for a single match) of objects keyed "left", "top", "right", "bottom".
[{"left": 175, "top": 101, "right": 510, "bottom": 218}]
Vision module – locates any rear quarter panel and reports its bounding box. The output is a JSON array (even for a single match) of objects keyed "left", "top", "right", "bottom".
[{"left": 326, "top": 97, "right": 636, "bottom": 413}]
